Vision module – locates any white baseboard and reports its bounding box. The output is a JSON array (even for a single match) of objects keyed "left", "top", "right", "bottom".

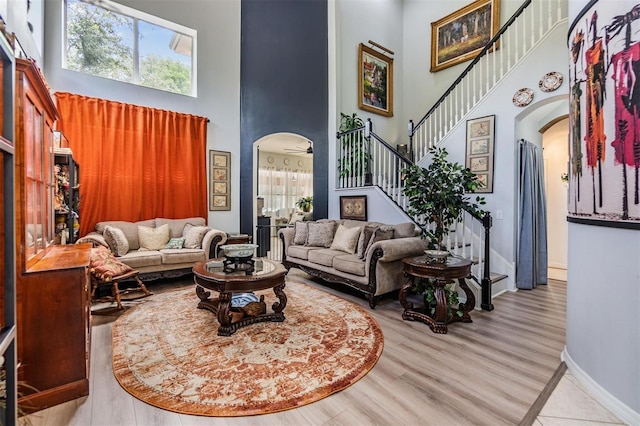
[
  {"left": 562, "top": 348, "right": 640, "bottom": 425},
  {"left": 548, "top": 267, "right": 567, "bottom": 281}
]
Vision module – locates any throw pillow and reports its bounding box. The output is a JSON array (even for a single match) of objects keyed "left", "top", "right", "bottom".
[
  {"left": 182, "top": 223, "right": 211, "bottom": 249},
  {"left": 364, "top": 226, "right": 395, "bottom": 255},
  {"left": 289, "top": 212, "right": 306, "bottom": 225},
  {"left": 356, "top": 225, "right": 378, "bottom": 259},
  {"left": 103, "top": 225, "right": 130, "bottom": 257},
  {"left": 165, "top": 237, "right": 185, "bottom": 249},
  {"left": 306, "top": 221, "right": 337, "bottom": 248},
  {"left": 330, "top": 224, "right": 362, "bottom": 254},
  {"left": 89, "top": 246, "right": 135, "bottom": 281},
  {"left": 293, "top": 222, "right": 309, "bottom": 246},
  {"left": 138, "top": 224, "right": 170, "bottom": 250},
  {"left": 394, "top": 222, "right": 418, "bottom": 238}
]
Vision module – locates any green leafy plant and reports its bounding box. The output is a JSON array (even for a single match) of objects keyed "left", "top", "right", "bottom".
[
  {"left": 337, "top": 112, "right": 371, "bottom": 179},
  {"left": 295, "top": 196, "right": 313, "bottom": 212},
  {"left": 414, "top": 278, "right": 463, "bottom": 319},
  {"left": 402, "top": 146, "right": 486, "bottom": 249}
]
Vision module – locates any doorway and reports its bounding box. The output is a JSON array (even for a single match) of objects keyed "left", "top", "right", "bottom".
[
  {"left": 253, "top": 133, "right": 314, "bottom": 260},
  {"left": 541, "top": 118, "right": 569, "bottom": 281},
  {"left": 515, "top": 95, "right": 569, "bottom": 288}
]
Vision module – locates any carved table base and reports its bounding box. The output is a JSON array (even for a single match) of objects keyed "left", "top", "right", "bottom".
[
  {"left": 192, "top": 258, "right": 288, "bottom": 336},
  {"left": 400, "top": 256, "right": 474, "bottom": 334},
  {"left": 196, "top": 284, "right": 286, "bottom": 336}
]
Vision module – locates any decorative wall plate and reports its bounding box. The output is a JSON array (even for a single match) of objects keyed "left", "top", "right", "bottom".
[
  {"left": 513, "top": 88, "right": 534, "bottom": 107},
  {"left": 539, "top": 71, "right": 563, "bottom": 92}
]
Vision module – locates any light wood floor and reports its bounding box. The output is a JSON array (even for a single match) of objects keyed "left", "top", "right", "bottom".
[{"left": 23, "top": 270, "right": 566, "bottom": 425}]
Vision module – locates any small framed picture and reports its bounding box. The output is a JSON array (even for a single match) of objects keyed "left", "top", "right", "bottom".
[
  {"left": 213, "top": 182, "right": 227, "bottom": 194},
  {"left": 470, "top": 156, "right": 489, "bottom": 172},
  {"left": 470, "top": 138, "right": 490, "bottom": 155},
  {"left": 213, "top": 195, "right": 228, "bottom": 208},
  {"left": 212, "top": 168, "right": 227, "bottom": 181},
  {"left": 476, "top": 173, "right": 489, "bottom": 189},
  {"left": 466, "top": 115, "right": 495, "bottom": 193},
  {"left": 213, "top": 154, "right": 227, "bottom": 167},
  {"left": 340, "top": 195, "right": 367, "bottom": 221},
  {"left": 209, "top": 150, "right": 231, "bottom": 211}
]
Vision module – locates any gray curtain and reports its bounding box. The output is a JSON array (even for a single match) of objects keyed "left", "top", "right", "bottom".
[{"left": 516, "top": 140, "right": 548, "bottom": 289}]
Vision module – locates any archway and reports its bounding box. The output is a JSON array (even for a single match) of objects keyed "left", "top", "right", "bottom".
[
  {"left": 515, "top": 94, "right": 569, "bottom": 283},
  {"left": 252, "top": 132, "right": 314, "bottom": 259}
]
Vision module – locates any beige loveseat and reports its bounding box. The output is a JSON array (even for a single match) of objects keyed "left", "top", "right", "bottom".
[
  {"left": 77, "top": 217, "right": 227, "bottom": 280},
  {"left": 279, "top": 219, "right": 428, "bottom": 308}
]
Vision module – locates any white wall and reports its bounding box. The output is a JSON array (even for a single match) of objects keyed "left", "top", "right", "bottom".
[
  {"left": 42, "top": 0, "right": 242, "bottom": 233},
  {"left": 334, "top": 187, "right": 412, "bottom": 225},
  {"left": 336, "top": 0, "right": 404, "bottom": 145},
  {"left": 566, "top": 224, "right": 640, "bottom": 419}
]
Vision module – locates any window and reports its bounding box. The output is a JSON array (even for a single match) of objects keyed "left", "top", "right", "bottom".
[
  {"left": 258, "top": 167, "right": 313, "bottom": 214},
  {"left": 64, "top": 0, "right": 197, "bottom": 96}
]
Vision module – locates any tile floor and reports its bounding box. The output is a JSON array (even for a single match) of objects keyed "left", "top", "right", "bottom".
[{"left": 535, "top": 370, "right": 627, "bottom": 425}]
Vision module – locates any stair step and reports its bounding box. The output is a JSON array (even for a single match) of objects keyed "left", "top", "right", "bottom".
[{"left": 490, "top": 273, "right": 508, "bottom": 284}]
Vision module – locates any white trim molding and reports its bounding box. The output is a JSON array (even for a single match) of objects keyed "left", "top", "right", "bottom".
[{"left": 562, "top": 348, "right": 640, "bottom": 425}]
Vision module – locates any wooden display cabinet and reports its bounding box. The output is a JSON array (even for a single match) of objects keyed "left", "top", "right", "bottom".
[{"left": 14, "top": 58, "right": 92, "bottom": 412}]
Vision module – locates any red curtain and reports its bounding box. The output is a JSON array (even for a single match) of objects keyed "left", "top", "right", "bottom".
[{"left": 55, "top": 92, "right": 208, "bottom": 237}]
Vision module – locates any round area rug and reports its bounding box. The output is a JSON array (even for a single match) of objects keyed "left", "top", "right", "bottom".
[{"left": 112, "top": 280, "right": 384, "bottom": 416}]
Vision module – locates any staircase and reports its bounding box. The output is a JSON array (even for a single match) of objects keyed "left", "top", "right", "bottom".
[{"left": 336, "top": 0, "right": 568, "bottom": 310}]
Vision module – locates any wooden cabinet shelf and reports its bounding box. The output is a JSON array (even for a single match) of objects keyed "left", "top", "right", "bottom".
[
  {"left": 14, "top": 58, "right": 91, "bottom": 413},
  {"left": 17, "top": 244, "right": 92, "bottom": 412},
  {"left": 54, "top": 148, "right": 80, "bottom": 244}
]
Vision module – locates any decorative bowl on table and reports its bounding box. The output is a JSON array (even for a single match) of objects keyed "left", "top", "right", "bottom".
[
  {"left": 219, "top": 244, "right": 259, "bottom": 258},
  {"left": 424, "top": 250, "right": 449, "bottom": 264}
]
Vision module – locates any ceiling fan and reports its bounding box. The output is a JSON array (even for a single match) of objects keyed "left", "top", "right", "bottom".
[{"left": 284, "top": 140, "right": 313, "bottom": 154}]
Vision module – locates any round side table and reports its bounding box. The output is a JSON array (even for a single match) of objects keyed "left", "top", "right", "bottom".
[{"left": 400, "top": 255, "right": 475, "bottom": 334}]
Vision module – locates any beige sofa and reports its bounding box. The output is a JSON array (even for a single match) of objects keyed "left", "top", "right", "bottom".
[
  {"left": 279, "top": 219, "right": 428, "bottom": 308},
  {"left": 77, "top": 217, "right": 227, "bottom": 280}
]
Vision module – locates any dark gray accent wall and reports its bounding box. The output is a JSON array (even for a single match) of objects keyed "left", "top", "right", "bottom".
[{"left": 240, "top": 0, "right": 328, "bottom": 234}]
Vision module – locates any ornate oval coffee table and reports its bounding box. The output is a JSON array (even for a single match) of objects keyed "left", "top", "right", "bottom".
[{"left": 193, "top": 258, "right": 287, "bottom": 336}]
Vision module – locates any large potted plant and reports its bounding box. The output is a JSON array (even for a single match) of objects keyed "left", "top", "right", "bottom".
[
  {"left": 402, "top": 146, "right": 485, "bottom": 253},
  {"left": 402, "top": 146, "right": 485, "bottom": 319}
]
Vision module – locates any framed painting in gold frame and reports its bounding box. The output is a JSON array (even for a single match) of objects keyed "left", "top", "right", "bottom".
[
  {"left": 358, "top": 43, "right": 393, "bottom": 117},
  {"left": 430, "top": 0, "right": 501, "bottom": 72},
  {"left": 209, "top": 150, "right": 231, "bottom": 211}
]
